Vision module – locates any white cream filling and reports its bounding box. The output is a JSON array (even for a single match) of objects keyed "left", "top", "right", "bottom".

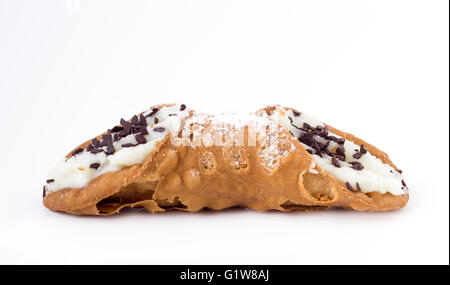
[
  {"left": 45, "top": 104, "right": 190, "bottom": 194},
  {"left": 268, "top": 107, "right": 407, "bottom": 196}
]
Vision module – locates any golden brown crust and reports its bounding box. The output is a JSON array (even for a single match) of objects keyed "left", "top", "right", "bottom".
[{"left": 43, "top": 105, "right": 408, "bottom": 215}]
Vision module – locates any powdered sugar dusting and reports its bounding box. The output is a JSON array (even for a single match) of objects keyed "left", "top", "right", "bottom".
[
  {"left": 258, "top": 130, "right": 294, "bottom": 172},
  {"left": 175, "top": 110, "right": 294, "bottom": 172},
  {"left": 174, "top": 111, "right": 275, "bottom": 147}
]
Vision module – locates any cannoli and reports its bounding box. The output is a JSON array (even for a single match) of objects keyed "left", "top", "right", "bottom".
[{"left": 43, "top": 103, "right": 408, "bottom": 215}]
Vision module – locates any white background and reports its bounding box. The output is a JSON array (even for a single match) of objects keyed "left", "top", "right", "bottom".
[{"left": 0, "top": 0, "right": 448, "bottom": 265}]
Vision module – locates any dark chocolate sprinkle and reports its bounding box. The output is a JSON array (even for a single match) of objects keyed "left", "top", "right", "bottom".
[
  {"left": 72, "top": 148, "right": 83, "bottom": 156},
  {"left": 312, "top": 143, "right": 322, "bottom": 157},
  {"left": 140, "top": 127, "right": 149, "bottom": 136},
  {"left": 104, "top": 148, "right": 115, "bottom": 155},
  {"left": 401, "top": 180, "right": 406, "bottom": 187},
  {"left": 120, "top": 118, "right": 131, "bottom": 136},
  {"left": 292, "top": 110, "right": 300, "bottom": 117},
  {"left": 118, "top": 129, "right": 128, "bottom": 138},
  {"left": 292, "top": 121, "right": 369, "bottom": 171},
  {"left": 290, "top": 122, "right": 303, "bottom": 131},
  {"left": 131, "top": 126, "right": 142, "bottom": 134},
  {"left": 138, "top": 114, "right": 147, "bottom": 125},
  {"left": 299, "top": 132, "right": 315, "bottom": 145},
  {"left": 111, "top": 125, "right": 123, "bottom": 133},
  {"left": 66, "top": 107, "right": 158, "bottom": 158},
  {"left": 46, "top": 179, "right": 55, "bottom": 184},
  {"left": 335, "top": 154, "right": 346, "bottom": 161},
  {"left": 42, "top": 186, "right": 46, "bottom": 198},
  {"left": 101, "top": 132, "right": 115, "bottom": 155},
  {"left": 332, "top": 157, "right": 341, "bottom": 168},
  {"left": 353, "top": 152, "right": 363, "bottom": 159},
  {"left": 89, "top": 163, "right": 100, "bottom": 170},
  {"left": 146, "top": 108, "right": 159, "bottom": 118},
  {"left": 336, "top": 145, "right": 345, "bottom": 155},
  {"left": 153, "top": 127, "right": 165, "bottom": 133},
  {"left": 120, "top": 118, "right": 129, "bottom": 127},
  {"left": 349, "top": 161, "right": 364, "bottom": 171},
  {"left": 92, "top": 138, "right": 100, "bottom": 148},
  {"left": 154, "top": 117, "right": 159, "bottom": 124},
  {"left": 346, "top": 182, "right": 354, "bottom": 191},
  {"left": 396, "top": 169, "right": 403, "bottom": 174},
  {"left": 360, "top": 144, "right": 367, "bottom": 154},
  {"left": 90, "top": 148, "right": 103, "bottom": 154},
  {"left": 135, "top": 134, "right": 147, "bottom": 144},
  {"left": 180, "top": 104, "right": 186, "bottom": 111},
  {"left": 121, "top": 143, "right": 136, "bottom": 148},
  {"left": 356, "top": 182, "right": 361, "bottom": 191}
]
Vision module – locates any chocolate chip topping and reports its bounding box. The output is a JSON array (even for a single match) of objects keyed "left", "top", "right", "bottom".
[
  {"left": 356, "top": 182, "right": 361, "bottom": 191},
  {"left": 360, "top": 144, "right": 367, "bottom": 154},
  {"left": 42, "top": 186, "right": 46, "bottom": 198},
  {"left": 336, "top": 145, "right": 345, "bottom": 155},
  {"left": 153, "top": 127, "right": 165, "bottom": 133},
  {"left": 140, "top": 127, "right": 149, "bottom": 136},
  {"left": 299, "top": 131, "right": 314, "bottom": 145},
  {"left": 111, "top": 125, "right": 123, "bottom": 133},
  {"left": 292, "top": 110, "right": 300, "bottom": 117},
  {"left": 401, "top": 180, "right": 407, "bottom": 187},
  {"left": 101, "top": 132, "right": 115, "bottom": 155},
  {"left": 290, "top": 121, "right": 303, "bottom": 131},
  {"left": 396, "top": 169, "right": 403, "bottom": 174},
  {"left": 335, "top": 154, "right": 345, "bottom": 161},
  {"left": 353, "top": 152, "right": 363, "bottom": 159},
  {"left": 92, "top": 139, "right": 100, "bottom": 148},
  {"left": 79, "top": 107, "right": 158, "bottom": 156},
  {"left": 121, "top": 143, "right": 136, "bottom": 148},
  {"left": 46, "top": 179, "right": 55, "bottom": 184},
  {"left": 154, "top": 117, "right": 159, "bottom": 124},
  {"left": 332, "top": 157, "right": 341, "bottom": 168},
  {"left": 135, "top": 134, "right": 147, "bottom": 144},
  {"left": 146, "top": 108, "right": 159, "bottom": 118},
  {"left": 90, "top": 149, "right": 103, "bottom": 154},
  {"left": 289, "top": 117, "right": 371, "bottom": 172},
  {"left": 89, "top": 163, "right": 100, "bottom": 170},
  {"left": 180, "top": 104, "right": 186, "bottom": 111},
  {"left": 349, "top": 161, "right": 364, "bottom": 171},
  {"left": 72, "top": 148, "right": 83, "bottom": 156},
  {"left": 346, "top": 182, "right": 354, "bottom": 191},
  {"left": 138, "top": 114, "right": 146, "bottom": 125}
]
